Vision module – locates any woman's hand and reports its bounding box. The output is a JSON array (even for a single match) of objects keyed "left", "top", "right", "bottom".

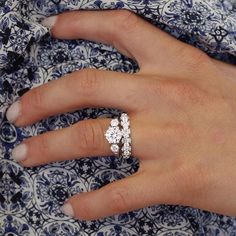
[{"left": 6, "top": 10, "right": 236, "bottom": 220}]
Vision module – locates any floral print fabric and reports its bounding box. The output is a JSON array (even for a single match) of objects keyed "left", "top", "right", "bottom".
[{"left": 1, "top": 0, "right": 236, "bottom": 235}]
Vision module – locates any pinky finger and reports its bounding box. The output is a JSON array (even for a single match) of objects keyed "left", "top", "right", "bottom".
[
  {"left": 61, "top": 163, "right": 180, "bottom": 221},
  {"left": 62, "top": 172, "right": 147, "bottom": 220}
]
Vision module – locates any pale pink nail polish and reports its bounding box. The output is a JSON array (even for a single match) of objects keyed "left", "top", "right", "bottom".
[
  {"left": 61, "top": 203, "right": 74, "bottom": 218},
  {"left": 6, "top": 100, "right": 21, "bottom": 124},
  {"left": 12, "top": 144, "right": 27, "bottom": 162},
  {"left": 41, "top": 15, "right": 58, "bottom": 28}
]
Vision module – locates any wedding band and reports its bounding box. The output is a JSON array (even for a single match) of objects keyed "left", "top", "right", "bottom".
[
  {"left": 120, "top": 113, "right": 132, "bottom": 159},
  {"left": 104, "top": 113, "right": 132, "bottom": 159}
]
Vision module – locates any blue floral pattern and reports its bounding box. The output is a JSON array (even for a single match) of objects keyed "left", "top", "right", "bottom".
[{"left": 1, "top": 0, "right": 236, "bottom": 235}]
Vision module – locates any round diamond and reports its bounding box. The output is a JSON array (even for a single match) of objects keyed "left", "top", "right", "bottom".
[
  {"left": 121, "top": 113, "right": 128, "bottom": 118},
  {"left": 111, "top": 119, "right": 119, "bottom": 127},
  {"left": 121, "top": 137, "right": 131, "bottom": 144},
  {"left": 111, "top": 144, "right": 119, "bottom": 154},
  {"left": 123, "top": 143, "right": 131, "bottom": 149},
  {"left": 124, "top": 150, "right": 130, "bottom": 156},
  {"left": 122, "top": 145, "right": 131, "bottom": 152},
  {"left": 105, "top": 126, "right": 122, "bottom": 143}
]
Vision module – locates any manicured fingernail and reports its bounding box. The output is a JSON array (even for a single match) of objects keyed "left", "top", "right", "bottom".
[
  {"left": 41, "top": 15, "right": 58, "bottom": 28},
  {"left": 61, "top": 203, "right": 74, "bottom": 218},
  {"left": 12, "top": 144, "right": 27, "bottom": 162},
  {"left": 6, "top": 101, "right": 21, "bottom": 124}
]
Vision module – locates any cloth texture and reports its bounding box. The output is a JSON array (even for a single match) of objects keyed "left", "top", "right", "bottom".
[{"left": 1, "top": 0, "right": 236, "bottom": 235}]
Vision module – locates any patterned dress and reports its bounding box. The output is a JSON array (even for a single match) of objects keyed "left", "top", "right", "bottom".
[{"left": 1, "top": 0, "right": 236, "bottom": 235}]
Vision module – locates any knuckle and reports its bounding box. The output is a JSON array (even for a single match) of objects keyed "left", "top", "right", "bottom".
[
  {"left": 75, "top": 120, "right": 104, "bottom": 152},
  {"left": 163, "top": 122, "right": 191, "bottom": 149},
  {"left": 28, "top": 87, "right": 44, "bottom": 111},
  {"left": 109, "top": 187, "right": 128, "bottom": 213},
  {"left": 161, "top": 80, "right": 209, "bottom": 105},
  {"left": 78, "top": 69, "right": 100, "bottom": 96},
  {"left": 172, "top": 83, "right": 199, "bottom": 103},
  {"left": 177, "top": 45, "right": 211, "bottom": 72},
  {"left": 172, "top": 160, "right": 210, "bottom": 205},
  {"left": 218, "top": 97, "right": 234, "bottom": 115},
  {"left": 113, "top": 10, "right": 139, "bottom": 34},
  {"left": 209, "top": 96, "right": 235, "bottom": 124},
  {"left": 35, "top": 134, "right": 50, "bottom": 156},
  {"left": 167, "top": 122, "right": 190, "bottom": 139}
]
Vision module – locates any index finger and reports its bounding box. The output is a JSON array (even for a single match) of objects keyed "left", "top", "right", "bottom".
[{"left": 41, "top": 10, "right": 183, "bottom": 69}]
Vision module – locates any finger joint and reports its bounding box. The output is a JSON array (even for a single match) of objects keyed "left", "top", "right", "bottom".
[
  {"left": 109, "top": 187, "right": 128, "bottom": 213},
  {"left": 113, "top": 10, "right": 140, "bottom": 35},
  {"left": 77, "top": 69, "right": 101, "bottom": 97},
  {"left": 75, "top": 120, "right": 104, "bottom": 153},
  {"left": 28, "top": 87, "right": 45, "bottom": 111}
]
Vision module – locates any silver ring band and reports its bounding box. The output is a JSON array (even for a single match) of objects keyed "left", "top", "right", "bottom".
[{"left": 120, "top": 113, "right": 132, "bottom": 159}]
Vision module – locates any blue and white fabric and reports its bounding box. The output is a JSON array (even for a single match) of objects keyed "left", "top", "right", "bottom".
[{"left": 1, "top": 0, "right": 236, "bottom": 235}]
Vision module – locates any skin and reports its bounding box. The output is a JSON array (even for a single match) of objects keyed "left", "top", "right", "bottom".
[{"left": 8, "top": 10, "right": 236, "bottom": 220}]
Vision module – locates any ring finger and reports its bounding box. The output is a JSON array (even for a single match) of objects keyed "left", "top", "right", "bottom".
[{"left": 12, "top": 117, "right": 144, "bottom": 167}]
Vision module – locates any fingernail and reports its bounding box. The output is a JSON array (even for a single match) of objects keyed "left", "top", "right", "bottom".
[
  {"left": 41, "top": 15, "right": 58, "bottom": 28},
  {"left": 61, "top": 203, "right": 74, "bottom": 218},
  {"left": 6, "top": 100, "right": 21, "bottom": 124},
  {"left": 12, "top": 143, "right": 27, "bottom": 162}
]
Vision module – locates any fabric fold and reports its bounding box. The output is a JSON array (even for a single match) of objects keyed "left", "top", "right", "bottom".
[{"left": 0, "top": 10, "right": 48, "bottom": 70}]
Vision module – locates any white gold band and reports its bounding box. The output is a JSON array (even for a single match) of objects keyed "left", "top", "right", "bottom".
[{"left": 120, "top": 113, "right": 132, "bottom": 159}]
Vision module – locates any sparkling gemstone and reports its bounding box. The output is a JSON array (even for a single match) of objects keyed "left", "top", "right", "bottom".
[
  {"left": 122, "top": 145, "right": 131, "bottom": 151},
  {"left": 121, "top": 120, "right": 128, "bottom": 125},
  {"left": 111, "top": 118, "right": 119, "bottom": 127},
  {"left": 121, "top": 115, "right": 129, "bottom": 124},
  {"left": 111, "top": 144, "right": 119, "bottom": 154},
  {"left": 124, "top": 144, "right": 131, "bottom": 149},
  {"left": 122, "top": 137, "right": 131, "bottom": 143},
  {"left": 122, "top": 125, "right": 129, "bottom": 130},
  {"left": 105, "top": 127, "right": 122, "bottom": 143},
  {"left": 124, "top": 150, "right": 130, "bottom": 155}
]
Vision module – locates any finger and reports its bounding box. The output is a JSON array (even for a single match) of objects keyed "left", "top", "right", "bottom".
[
  {"left": 41, "top": 10, "right": 191, "bottom": 72},
  {"left": 11, "top": 111, "right": 185, "bottom": 167},
  {"left": 6, "top": 69, "right": 144, "bottom": 127},
  {"left": 12, "top": 119, "right": 111, "bottom": 167},
  {"left": 61, "top": 162, "right": 182, "bottom": 221},
  {"left": 11, "top": 118, "right": 142, "bottom": 167}
]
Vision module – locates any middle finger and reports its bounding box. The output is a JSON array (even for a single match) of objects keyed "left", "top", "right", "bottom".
[{"left": 7, "top": 68, "right": 145, "bottom": 127}]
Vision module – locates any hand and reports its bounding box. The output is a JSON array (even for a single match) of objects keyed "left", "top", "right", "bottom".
[{"left": 6, "top": 10, "right": 236, "bottom": 220}]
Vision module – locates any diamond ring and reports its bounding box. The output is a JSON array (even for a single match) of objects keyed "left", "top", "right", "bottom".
[
  {"left": 105, "top": 118, "right": 122, "bottom": 155},
  {"left": 104, "top": 113, "right": 132, "bottom": 158}
]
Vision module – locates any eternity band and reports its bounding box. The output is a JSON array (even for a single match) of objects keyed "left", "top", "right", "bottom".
[{"left": 120, "top": 113, "right": 132, "bottom": 159}]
